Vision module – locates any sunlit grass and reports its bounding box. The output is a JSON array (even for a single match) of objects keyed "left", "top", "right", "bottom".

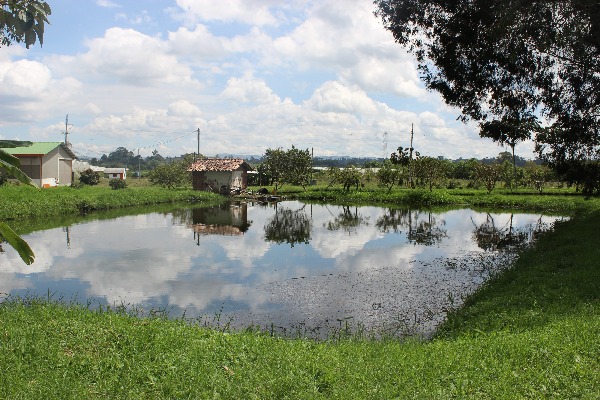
[
  {"left": 0, "top": 184, "right": 222, "bottom": 221},
  {"left": 1, "top": 209, "right": 599, "bottom": 398}
]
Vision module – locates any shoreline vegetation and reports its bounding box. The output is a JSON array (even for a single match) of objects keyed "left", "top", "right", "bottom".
[
  {"left": 1, "top": 184, "right": 599, "bottom": 224},
  {"left": 1, "top": 184, "right": 599, "bottom": 397}
]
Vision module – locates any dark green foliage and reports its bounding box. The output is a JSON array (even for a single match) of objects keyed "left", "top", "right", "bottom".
[
  {"left": 412, "top": 156, "right": 449, "bottom": 191},
  {"left": 377, "top": 161, "right": 402, "bottom": 193},
  {"left": 327, "top": 166, "right": 362, "bottom": 192},
  {"left": 472, "top": 163, "right": 503, "bottom": 194},
  {"left": 375, "top": 0, "right": 599, "bottom": 195},
  {"left": 262, "top": 146, "right": 312, "bottom": 191},
  {"left": 147, "top": 156, "right": 193, "bottom": 189},
  {"left": 108, "top": 178, "right": 127, "bottom": 190},
  {"left": 0, "top": 1, "right": 51, "bottom": 48},
  {"left": 78, "top": 169, "right": 100, "bottom": 186}
]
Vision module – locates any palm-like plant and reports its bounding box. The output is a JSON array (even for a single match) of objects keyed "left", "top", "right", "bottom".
[{"left": 0, "top": 140, "right": 37, "bottom": 264}]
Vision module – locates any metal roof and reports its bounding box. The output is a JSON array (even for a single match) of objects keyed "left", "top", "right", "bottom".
[
  {"left": 104, "top": 168, "right": 127, "bottom": 174},
  {"left": 1, "top": 142, "right": 77, "bottom": 159},
  {"left": 188, "top": 158, "right": 253, "bottom": 172}
]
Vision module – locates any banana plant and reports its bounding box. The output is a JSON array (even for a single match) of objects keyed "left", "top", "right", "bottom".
[{"left": 0, "top": 140, "right": 37, "bottom": 265}]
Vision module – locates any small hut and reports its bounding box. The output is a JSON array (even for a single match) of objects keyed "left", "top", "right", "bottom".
[{"left": 188, "top": 158, "right": 253, "bottom": 193}]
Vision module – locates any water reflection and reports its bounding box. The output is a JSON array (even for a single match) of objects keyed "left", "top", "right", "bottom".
[
  {"left": 376, "top": 209, "right": 447, "bottom": 246},
  {"left": 325, "top": 205, "right": 369, "bottom": 234},
  {"left": 0, "top": 202, "right": 565, "bottom": 339},
  {"left": 471, "top": 213, "right": 549, "bottom": 251},
  {"left": 170, "top": 202, "right": 252, "bottom": 239},
  {"left": 264, "top": 203, "right": 312, "bottom": 247}
]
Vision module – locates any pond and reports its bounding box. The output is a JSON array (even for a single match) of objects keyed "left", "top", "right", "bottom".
[{"left": 0, "top": 201, "right": 565, "bottom": 338}]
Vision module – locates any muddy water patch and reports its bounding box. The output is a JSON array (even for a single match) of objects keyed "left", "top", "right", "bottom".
[{"left": 231, "top": 251, "right": 518, "bottom": 338}]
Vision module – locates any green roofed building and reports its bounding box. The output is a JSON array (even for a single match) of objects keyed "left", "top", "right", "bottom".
[{"left": 1, "top": 142, "right": 77, "bottom": 187}]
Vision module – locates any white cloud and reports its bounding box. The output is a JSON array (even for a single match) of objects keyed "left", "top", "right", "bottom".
[
  {"left": 0, "top": 59, "right": 52, "bottom": 97},
  {"left": 174, "top": 0, "right": 280, "bottom": 26},
  {"left": 168, "top": 100, "right": 203, "bottom": 117},
  {"left": 0, "top": 59, "right": 82, "bottom": 125},
  {"left": 168, "top": 25, "right": 227, "bottom": 60},
  {"left": 221, "top": 75, "right": 280, "bottom": 104},
  {"left": 97, "top": 0, "right": 120, "bottom": 8},
  {"left": 303, "top": 81, "right": 377, "bottom": 115},
  {"left": 79, "top": 28, "right": 193, "bottom": 86}
]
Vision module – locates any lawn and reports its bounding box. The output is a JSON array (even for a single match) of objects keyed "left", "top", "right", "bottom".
[{"left": 0, "top": 183, "right": 598, "bottom": 398}]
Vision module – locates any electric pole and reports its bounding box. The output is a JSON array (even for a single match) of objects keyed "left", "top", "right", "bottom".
[
  {"left": 64, "top": 114, "right": 71, "bottom": 147},
  {"left": 409, "top": 123, "right": 414, "bottom": 159},
  {"left": 197, "top": 128, "right": 200, "bottom": 160},
  {"left": 383, "top": 131, "right": 388, "bottom": 160},
  {"left": 408, "top": 123, "right": 414, "bottom": 187}
]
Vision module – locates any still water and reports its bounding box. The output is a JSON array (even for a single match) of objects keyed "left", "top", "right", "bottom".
[{"left": 0, "top": 201, "right": 564, "bottom": 338}]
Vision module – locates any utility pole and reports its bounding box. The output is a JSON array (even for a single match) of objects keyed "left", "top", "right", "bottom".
[
  {"left": 383, "top": 131, "right": 388, "bottom": 160},
  {"left": 197, "top": 128, "right": 200, "bottom": 160},
  {"left": 64, "top": 114, "right": 70, "bottom": 147},
  {"left": 408, "top": 123, "right": 414, "bottom": 187},
  {"left": 311, "top": 147, "right": 314, "bottom": 184},
  {"left": 137, "top": 148, "right": 141, "bottom": 180}
]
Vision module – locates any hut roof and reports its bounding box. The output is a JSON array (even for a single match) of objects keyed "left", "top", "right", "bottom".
[{"left": 188, "top": 158, "right": 253, "bottom": 172}]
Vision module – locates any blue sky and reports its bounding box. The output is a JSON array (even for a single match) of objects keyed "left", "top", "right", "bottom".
[{"left": 0, "top": 0, "right": 536, "bottom": 160}]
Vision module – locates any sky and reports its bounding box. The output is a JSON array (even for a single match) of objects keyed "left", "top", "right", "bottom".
[{"left": 0, "top": 0, "right": 538, "bottom": 160}]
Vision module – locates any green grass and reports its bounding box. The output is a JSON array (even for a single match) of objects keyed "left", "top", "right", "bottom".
[
  {"left": 0, "top": 184, "right": 222, "bottom": 221},
  {"left": 1, "top": 201, "right": 599, "bottom": 397},
  {"left": 1, "top": 182, "right": 599, "bottom": 397},
  {"left": 258, "top": 184, "right": 599, "bottom": 213}
]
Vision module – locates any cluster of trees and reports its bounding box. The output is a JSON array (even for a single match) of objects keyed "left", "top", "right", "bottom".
[
  {"left": 375, "top": 0, "right": 600, "bottom": 195},
  {"left": 252, "top": 146, "right": 312, "bottom": 190},
  {"left": 253, "top": 146, "right": 557, "bottom": 194},
  {"left": 88, "top": 147, "right": 174, "bottom": 172},
  {"left": 377, "top": 149, "right": 555, "bottom": 194},
  {"left": 86, "top": 147, "right": 196, "bottom": 188}
]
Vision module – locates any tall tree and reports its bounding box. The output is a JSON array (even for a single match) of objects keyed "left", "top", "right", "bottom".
[
  {"left": 375, "top": 0, "right": 600, "bottom": 193},
  {"left": 1, "top": 0, "right": 51, "bottom": 48}
]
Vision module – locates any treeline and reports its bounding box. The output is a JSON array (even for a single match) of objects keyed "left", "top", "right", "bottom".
[
  {"left": 87, "top": 147, "right": 193, "bottom": 172},
  {"left": 89, "top": 146, "right": 538, "bottom": 171},
  {"left": 243, "top": 146, "right": 562, "bottom": 195}
]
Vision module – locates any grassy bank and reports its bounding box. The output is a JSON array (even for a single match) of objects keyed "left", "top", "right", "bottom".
[
  {"left": 1, "top": 209, "right": 598, "bottom": 398},
  {"left": 0, "top": 185, "right": 223, "bottom": 221},
  {"left": 1, "top": 184, "right": 596, "bottom": 223},
  {"left": 271, "top": 185, "right": 599, "bottom": 213}
]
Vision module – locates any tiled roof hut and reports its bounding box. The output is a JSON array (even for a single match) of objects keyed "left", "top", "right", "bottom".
[{"left": 188, "top": 158, "right": 253, "bottom": 193}]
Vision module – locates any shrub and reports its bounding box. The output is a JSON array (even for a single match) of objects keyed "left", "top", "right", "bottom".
[
  {"left": 79, "top": 169, "right": 101, "bottom": 186},
  {"left": 109, "top": 179, "right": 127, "bottom": 190},
  {"left": 70, "top": 180, "right": 84, "bottom": 189}
]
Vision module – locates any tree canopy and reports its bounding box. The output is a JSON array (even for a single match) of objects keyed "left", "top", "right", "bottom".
[
  {"left": 1, "top": 0, "right": 51, "bottom": 48},
  {"left": 375, "top": 0, "right": 600, "bottom": 192},
  {"left": 262, "top": 146, "right": 312, "bottom": 191}
]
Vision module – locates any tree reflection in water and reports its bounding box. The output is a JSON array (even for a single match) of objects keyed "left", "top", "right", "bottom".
[
  {"left": 324, "top": 205, "right": 369, "bottom": 234},
  {"left": 263, "top": 204, "right": 311, "bottom": 247},
  {"left": 376, "top": 208, "right": 447, "bottom": 246},
  {"left": 471, "top": 213, "right": 532, "bottom": 251}
]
